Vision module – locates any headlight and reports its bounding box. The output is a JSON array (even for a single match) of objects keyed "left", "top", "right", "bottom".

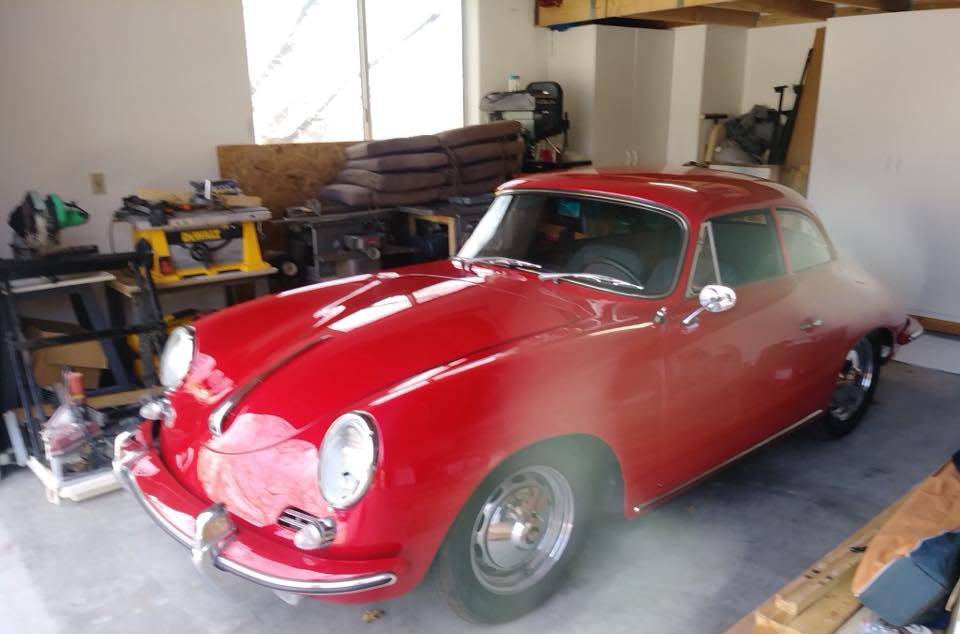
[
  {"left": 318, "top": 412, "right": 378, "bottom": 509},
  {"left": 159, "top": 326, "right": 195, "bottom": 389}
]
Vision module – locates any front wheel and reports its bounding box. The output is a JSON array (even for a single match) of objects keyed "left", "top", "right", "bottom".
[
  {"left": 820, "top": 334, "right": 881, "bottom": 438},
  {"left": 433, "top": 446, "right": 594, "bottom": 623}
]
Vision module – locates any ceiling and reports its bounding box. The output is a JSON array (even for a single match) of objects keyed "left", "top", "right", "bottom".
[{"left": 536, "top": 0, "right": 960, "bottom": 29}]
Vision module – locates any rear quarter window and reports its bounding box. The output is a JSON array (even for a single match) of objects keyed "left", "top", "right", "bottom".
[{"left": 777, "top": 209, "right": 832, "bottom": 272}]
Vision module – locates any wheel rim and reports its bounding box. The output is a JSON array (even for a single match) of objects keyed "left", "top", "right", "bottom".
[
  {"left": 830, "top": 338, "right": 875, "bottom": 421},
  {"left": 470, "top": 465, "right": 575, "bottom": 595}
]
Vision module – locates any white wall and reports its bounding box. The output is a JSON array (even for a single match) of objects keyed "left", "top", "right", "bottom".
[
  {"left": 740, "top": 22, "right": 820, "bottom": 113},
  {"left": 807, "top": 10, "right": 960, "bottom": 321},
  {"left": 666, "top": 26, "right": 708, "bottom": 165},
  {"left": 0, "top": 0, "right": 254, "bottom": 258},
  {"left": 700, "top": 25, "right": 747, "bottom": 150},
  {"left": 545, "top": 26, "right": 599, "bottom": 158},
  {"left": 463, "top": 0, "right": 549, "bottom": 125},
  {"left": 545, "top": 25, "right": 674, "bottom": 166},
  {"left": 631, "top": 30, "right": 675, "bottom": 166}
]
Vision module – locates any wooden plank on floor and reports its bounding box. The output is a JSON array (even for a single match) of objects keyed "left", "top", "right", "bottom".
[
  {"left": 780, "top": 567, "right": 861, "bottom": 634},
  {"left": 914, "top": 315, "right": 960, "bottom": 336}
]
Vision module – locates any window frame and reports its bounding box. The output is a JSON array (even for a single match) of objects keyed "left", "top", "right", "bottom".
[
  {"left": 685, "top": 207, "right": 787, "bottom": 297},
  {"left": 490, "top": 188, "right": 691, "bottom": 300},
  {"left": 773, "top": 207, "right": 837, "bottom": 274}
]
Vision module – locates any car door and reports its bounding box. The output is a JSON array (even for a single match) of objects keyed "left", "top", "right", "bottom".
[
  {"left": 774, "top": 207, "right": 852, "bottom": 410},
  {"left": 656, "top": 208, "right": 808, "bottom": 493}
]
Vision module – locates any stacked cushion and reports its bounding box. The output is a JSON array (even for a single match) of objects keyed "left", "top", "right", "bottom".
[{"left": 321, "top": 121, "right": 524, "bottom": 208}]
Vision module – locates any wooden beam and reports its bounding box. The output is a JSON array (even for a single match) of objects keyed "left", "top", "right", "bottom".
[
  {"left": 630, "top": 6, "right": 761, "bottom": 25},
  {"left": 719, "top": 0, "right": 836, "bottom": 19},
  {"left": 758, "top": 12, "right": 822, "bottom": 24},
  {"left": 914, "top": 315, "right": 960, "bottom": 337},
  {"left": 606, "top": 0, "right": 737, "bottom": 17},
  {"left": 834, "top": 5, "right": 881, "bottom": 15},
  {"left": 536, "top": 0, "right": 607, "bottom": 27},
  {"left": 911, "top": 0, "right": 960, "bottom": 8},
  {"left": 816, "top": 0, "right": 910, "bottom": 10}
]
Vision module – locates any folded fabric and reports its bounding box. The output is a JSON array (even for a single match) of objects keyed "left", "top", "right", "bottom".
[
  {"left": 337, "top": 169, "right": 447, "bottom": 192},
  {"left": 437, "top": 121, "right": 522, "bottom": 148},
  {"left": 452, "top": 138, "right": 525, "bottom": 165},
  {"left": 345, "top": 152, "right": 449, "bottom": 172},
  {"left": 452, "top": 157, "right": 521, "bottom": 184},
  {"left": 344, "top": 135, "right": 440, "bottom": 160},
  {"left": 319, "top": 183, "right": 440, "bottom": 207}
]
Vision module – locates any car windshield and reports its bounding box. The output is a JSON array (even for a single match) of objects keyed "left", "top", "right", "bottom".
[{"left": 458, "top": 193, "right": 685, "bottom": 296}]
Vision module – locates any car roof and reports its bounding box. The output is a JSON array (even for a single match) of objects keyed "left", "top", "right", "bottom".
[{"left": 498, "top": 166, "right": 811, "bottom": 223}]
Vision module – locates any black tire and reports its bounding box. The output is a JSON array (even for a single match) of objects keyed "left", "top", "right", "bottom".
[
  {"left": 819, "top": 334, "right": 881, "bottom": 438},
  {"left": 433, "top": 443, "right": 596, "bottom": 624}
]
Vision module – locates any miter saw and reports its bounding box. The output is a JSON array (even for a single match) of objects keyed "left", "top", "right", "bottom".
[{"left": 7, "top": 191, "right": 95, "bottom": 258}]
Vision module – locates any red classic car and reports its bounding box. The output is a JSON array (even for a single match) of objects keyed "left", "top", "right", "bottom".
[{"left": 114, "top": 167, "right": 922, "bottom": 623}]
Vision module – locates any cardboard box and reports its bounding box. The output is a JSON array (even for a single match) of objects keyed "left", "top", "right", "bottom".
[
  {"left": 23, "top": 318, "right": 108, "bottom": 390},
  {"left": 136, "top": 188, "right": 192, "bottom": 205},
  {"left": 219, "top": 194, "right": 262, "bottom": 208}
]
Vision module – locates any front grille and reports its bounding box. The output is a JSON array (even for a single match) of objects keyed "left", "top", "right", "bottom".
[{"left": 277, "top": 507, "right": 320, "bottom": 531}]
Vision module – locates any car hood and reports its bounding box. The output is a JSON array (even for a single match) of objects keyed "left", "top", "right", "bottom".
[{"left": 164, "top": 264, "right": 586, "bottom": 455}]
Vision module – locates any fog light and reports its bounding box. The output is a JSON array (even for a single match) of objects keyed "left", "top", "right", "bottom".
[{"left": 293, "top": 518, "right": 335, "bottom": 551}]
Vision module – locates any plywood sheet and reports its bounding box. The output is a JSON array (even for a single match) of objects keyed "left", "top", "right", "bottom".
[
  {"left": 217, "top": 141, "right": 354, "bottom": 214},
  {"left": 217, "top": 141, "right": 355, "bottom": 249},
  {"left": 784, "top": 27, "right": 825, "bottom": 194}
]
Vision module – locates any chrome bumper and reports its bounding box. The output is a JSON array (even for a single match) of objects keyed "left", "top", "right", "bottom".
[{"left": 112, "top": 432, "right": 397, "bottom": 597}]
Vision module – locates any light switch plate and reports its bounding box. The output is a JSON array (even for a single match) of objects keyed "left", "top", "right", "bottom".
[{"left": 90, "top": 172, "right": 106, "bottom": 195}]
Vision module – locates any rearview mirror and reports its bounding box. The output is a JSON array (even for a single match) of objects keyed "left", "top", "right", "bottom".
[{"left": 682, "top": 285, "right": 737, "bottom": 326}]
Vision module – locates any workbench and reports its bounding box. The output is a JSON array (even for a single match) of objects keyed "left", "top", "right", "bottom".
[
  {"left": 0, "top": 251, "right": 163, "bottom": 464},
  {"left": 108, "top": 266, "right": 276, "bottom": 305},
  {"left": 396, "top": 202, "right": 489, "bottom": 257}
]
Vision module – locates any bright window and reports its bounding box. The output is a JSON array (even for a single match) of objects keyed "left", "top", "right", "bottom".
[{"left": 242, "top": 0, "right": 463, "bottom": 144}]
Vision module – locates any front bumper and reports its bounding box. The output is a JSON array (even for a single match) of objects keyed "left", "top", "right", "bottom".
[{"left": 112, "top": 430, "right": 398, "bottom": 597}]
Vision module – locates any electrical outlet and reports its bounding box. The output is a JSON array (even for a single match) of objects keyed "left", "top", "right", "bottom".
[{"left": 90, "top": 172, "right": 106, "bottom": 195}]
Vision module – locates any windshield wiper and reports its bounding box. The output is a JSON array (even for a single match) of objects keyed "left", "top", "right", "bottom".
[
  {"left": 538, "top": 272, "right": 645, "bottom": 292},
  {"left": 457, "top": 256, "right": 543, "bottom": 270}
]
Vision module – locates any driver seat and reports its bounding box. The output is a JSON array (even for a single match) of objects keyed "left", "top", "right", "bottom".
[{"left": 566, "top": 244, "right": 645, "bottom": 286}]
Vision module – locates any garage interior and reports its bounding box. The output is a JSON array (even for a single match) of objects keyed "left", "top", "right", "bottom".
[{"left": 1, "top": 1, "right": 959, "bottom": 633}]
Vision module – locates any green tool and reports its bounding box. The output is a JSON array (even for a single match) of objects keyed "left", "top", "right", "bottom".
[{"left": 7, "top": 191, "right": 92, "bottom": 257}]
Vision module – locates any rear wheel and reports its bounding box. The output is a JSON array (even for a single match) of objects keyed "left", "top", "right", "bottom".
[
  {"left": 434, "top": 445, "right": 595, "bottom": 623},
  {"left": 820, "top": 334, "right": 880, "bottom": 438}
]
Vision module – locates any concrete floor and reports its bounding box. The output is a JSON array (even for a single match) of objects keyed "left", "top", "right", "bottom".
[{"left": 1, "top": 361, "right": 958, "bottom": 634}]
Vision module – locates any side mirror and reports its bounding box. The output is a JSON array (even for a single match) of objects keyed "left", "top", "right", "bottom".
[{"left": 682, "top": 284, "right": 737, "bottom": 326}]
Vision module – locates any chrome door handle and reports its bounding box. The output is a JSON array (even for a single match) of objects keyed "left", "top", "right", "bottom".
[{"left": 800, "top": 318, "right": 824, "bottom": 331}]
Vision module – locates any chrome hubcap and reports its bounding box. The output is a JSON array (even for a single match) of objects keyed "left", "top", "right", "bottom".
[
  {"left": 470, "top": 465, "right": 575, "bottom": 595},
  {"left": 830, "top": 339, "right": 875, "bottom": 421}
]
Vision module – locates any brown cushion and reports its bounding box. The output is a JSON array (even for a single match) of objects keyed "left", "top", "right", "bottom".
[
  {"left": 451, "top": 157, "right": 521, "bottom": 183},
  {"left": 337, "top": 169, "right": 447, "bottom": 192},
  {"left": 345, "top": 152, "right": 449, "bottom": 172},
  {"left": 319, "top": 184, "right": 440, "bottom": 207},
  {"left": 440, "top": 177, "right": 504, "bottom": 198},
  {"left": 437, "top": 121, "right": 522, "bottom": 148},
  {"left": 344, "top": 135, "right": 440, "bottom": 160},
  {"left": 453, "top": 138, "right": 525, "bottom": 165}
]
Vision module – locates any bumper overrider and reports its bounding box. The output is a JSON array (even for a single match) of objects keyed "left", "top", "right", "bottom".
[{"left": 112, "top": 430, "right": 399, "bottom": 599}]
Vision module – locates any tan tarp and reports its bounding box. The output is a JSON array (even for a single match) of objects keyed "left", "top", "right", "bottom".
[{"left": 854, "top": 461, "right": 960, "bottom": 594}]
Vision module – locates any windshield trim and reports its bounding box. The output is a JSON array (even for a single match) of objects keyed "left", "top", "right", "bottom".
[{"left": 467, "top": 188, "right": 689, "bottom": 300}]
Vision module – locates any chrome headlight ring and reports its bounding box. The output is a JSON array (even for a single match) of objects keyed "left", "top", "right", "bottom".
[
  {"left": 159, "top": 326, "right": 195, "bottom": 389},
  {"left": 318, "top": 412, "right": 379, "bottom": 509}
]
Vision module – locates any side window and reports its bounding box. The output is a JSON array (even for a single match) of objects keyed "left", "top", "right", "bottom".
[
  {"left": 777, "top": 209, "right": 832, "bottom": 272},
  {"left": 689, "top": 210, "right": 784, "bottom": 293}
]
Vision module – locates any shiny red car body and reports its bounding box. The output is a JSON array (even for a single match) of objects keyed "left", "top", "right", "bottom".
[{"left": 115, "top": 167, "right": 920, "bottom": 610}]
